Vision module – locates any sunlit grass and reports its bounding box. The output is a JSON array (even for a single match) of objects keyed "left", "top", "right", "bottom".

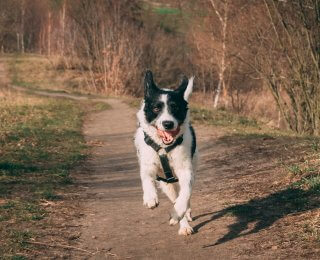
[
  {"left": 0, "top": 87, "right": 87, "bottom": 257},
  {"left": 8, "top": 54, "right": 89, "bottom": 94}
]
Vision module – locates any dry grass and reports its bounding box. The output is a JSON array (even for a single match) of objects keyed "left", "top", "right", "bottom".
[
  {"left": 8, "top": 54, "right": 282, "bottom": 131},
  {"left": 9, "top": 54, "right": 90, "bottom": 94},
  {"left": 0, "top": 86, "right": 91, "bottom": 258},
  {"left": 0, "top": 54, "right": 114, "bottom": 257},
  {"left": 191, "top": 89, "right": 281, "bottom": 128},
  {"left": 0, "top": 86, "right": 45, "bottom": 106}
]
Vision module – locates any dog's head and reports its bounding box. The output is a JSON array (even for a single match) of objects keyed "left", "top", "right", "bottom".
[{"left": 143, "top": 70, "right": 194, "bottom": 145}]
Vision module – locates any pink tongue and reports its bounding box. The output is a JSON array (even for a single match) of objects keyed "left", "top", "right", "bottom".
[
  {"left": 157, "top": 128, "right": 180, "bottom": 144},
  {"left": 161, "top": 131, "right": 174, "bottom": 144}
]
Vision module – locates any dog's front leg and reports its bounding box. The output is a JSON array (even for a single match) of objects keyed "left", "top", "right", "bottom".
[
  {"left": 170, "top": 169, "right": 193, "bottom": 224},
  {"left": 140, "top": 164, "right": 159, "bottom": 209}
]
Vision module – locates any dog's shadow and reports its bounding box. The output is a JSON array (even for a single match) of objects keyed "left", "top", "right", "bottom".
[{"left": 193, "top": 186, "right": 319, "bottom": 248}]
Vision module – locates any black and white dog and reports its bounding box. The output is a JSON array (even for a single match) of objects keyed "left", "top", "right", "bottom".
[{"left": 134, "top": 70, "right": 198, "bottom": 235}]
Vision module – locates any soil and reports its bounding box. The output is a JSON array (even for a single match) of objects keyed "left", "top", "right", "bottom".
[
  {"left": 72, "top": 99, "right": 319, "bottom": 259},
  {"left": 1, "top": 60, "right": 319, "bottom": 259}
]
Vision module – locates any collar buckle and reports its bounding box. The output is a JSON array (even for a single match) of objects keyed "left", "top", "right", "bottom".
[{"left": 158, "top": 148, "right": 166, "bottom": 156}]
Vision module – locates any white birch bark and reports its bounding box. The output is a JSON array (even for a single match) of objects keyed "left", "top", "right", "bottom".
[
  {"left": 209, "top": 0, "right": 228, "bottom": 108},
  {"left": 21, "top": 0, "right": 25, "bottom": 54}
]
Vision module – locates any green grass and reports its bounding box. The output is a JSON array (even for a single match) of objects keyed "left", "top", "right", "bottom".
[
  {"left": 293, "top": 176, "right": 320, "bottom": 195},
  {"left": 0, "top": 55, "right": 112, "bottom": 258},
  {"left": 153, "top": 7, "right": 180, "bottom": 15},
  {"left": 311, "top": 140, "right": 320, "bottom": 152},
  {"left": 0, "top": 88, "right": 89, "bottom": 257},
  {"left": 0, "top": 54, "right": 112, "bottom": 258},
  {"left": 142, "top": 1, "right": 188, "bottom": 35},
  {"left": 287, "top": 165, "right": 302, "bottom": 175}
]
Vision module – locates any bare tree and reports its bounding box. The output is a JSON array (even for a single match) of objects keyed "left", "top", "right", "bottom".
[
  {"left": 60, "top": 0, "right": 66, "bottom": 55},
  {"left": 209, "top": 0, "right": 229, "bottom": 108},
  {"left": 47, "top": 10, "right": 51, "bottom": 55},
  {"left": 20, "top": 0, "right": 25, "bottom": 53},
  {"left": 248, "top": 0, "right": 320, "bottom": 134}
]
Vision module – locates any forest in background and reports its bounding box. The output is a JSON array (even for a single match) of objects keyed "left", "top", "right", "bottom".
[{"left": 0, "top": 0, "right": 319, "bottom": 135}]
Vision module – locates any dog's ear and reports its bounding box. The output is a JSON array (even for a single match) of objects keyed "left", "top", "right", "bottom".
[
  {"left": 176, "top": 75, "right": 194, "bottom": 101},
  {"left": 144, "top": 70, "right": 158, "bottom": 98}
]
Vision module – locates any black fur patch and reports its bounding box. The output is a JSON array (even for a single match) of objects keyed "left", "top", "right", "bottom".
[
  {"left": 189, "top": 125, "right": 196, "bottom": 157},
  {"left": 166, "top": 92, "right": 188, "bottom": 125},
  {"left": 144, "top": 92, "right": 163, "bottom": 123}
]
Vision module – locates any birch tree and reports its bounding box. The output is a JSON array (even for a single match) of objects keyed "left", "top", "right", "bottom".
[
  {"left": 209, "top": 0, "right": 229, "bottom": 108},
  {"left": 60, "top": 0, "right": 66, "bottom": 55},
  {"left": 20, "top": 0, "right": 25, "bottom": 53}
]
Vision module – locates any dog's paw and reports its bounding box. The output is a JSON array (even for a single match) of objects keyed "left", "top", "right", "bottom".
[
  {"left": 178, "top": 226, "right": 194, "bottom": 236},
  {"left": 143, "top": 198, "right": 159, "bottom": 209},
  {"left": 169, "top": 218, "right": 179, "bottom": 226}
]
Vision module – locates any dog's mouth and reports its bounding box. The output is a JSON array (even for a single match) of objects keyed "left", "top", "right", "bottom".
[{"left": 157, "top": 126, "right": 180, "bottom": 145}]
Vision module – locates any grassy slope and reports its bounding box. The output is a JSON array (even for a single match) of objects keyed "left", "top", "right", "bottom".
[
  {"left": 8, "top": 54, "right": 89, "bottom": 95},
  {"left": 0, "top": 56, "right": 110, "bottom": 258},
  {"left": 0, "top": 89, "right": 85, "bottom": 258}
]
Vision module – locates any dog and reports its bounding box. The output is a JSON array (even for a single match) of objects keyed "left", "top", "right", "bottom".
[{"left": 134, "top": 70, "right": 198, "bottom": 235}]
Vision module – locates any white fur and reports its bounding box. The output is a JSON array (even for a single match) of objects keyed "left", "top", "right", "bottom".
[
  {"left": 156, "top": 95, "right": 178, "bottom": 131},
  {"left": 134, "top": 85, "right": 198, "bottom": 236},
  {"left": 184, "top": 76, "right": 194, "bottom": 101}
]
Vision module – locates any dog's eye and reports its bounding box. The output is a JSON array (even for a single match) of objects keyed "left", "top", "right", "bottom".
[{"left": 152, "top": 105, "right": 161, "bottom": 113}]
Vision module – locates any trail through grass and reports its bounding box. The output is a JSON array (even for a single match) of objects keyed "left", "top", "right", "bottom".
[
  {"left": 0, "top": 56, "right": 111, "bottom": 257},
  {"left": 0, "top": 88, "right": 89, "bottom": 257}
]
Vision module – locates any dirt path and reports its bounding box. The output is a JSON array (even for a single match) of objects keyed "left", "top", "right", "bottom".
[
  {"left": 73, "top": 99, "right": 295, "bottom": 259},
  {"left": 75, "top": 99, "right": 239, "bottom": 259},
  {"left": 2, "top": 59, "right": 317, "bottom": 259}
]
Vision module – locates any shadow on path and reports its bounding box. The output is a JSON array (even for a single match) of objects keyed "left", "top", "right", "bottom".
[{"left": 194, "top": 186, "right": 319, "bottom": 248}]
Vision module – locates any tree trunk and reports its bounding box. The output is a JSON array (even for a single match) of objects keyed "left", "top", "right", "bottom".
[
  {"left": 60, "top": 0, "right": 66, "bottom": 55},
  {"left": 21, "top": 0, "right": 25, "bottom": 54},
  {"left": 21, "top": 33, "right": 24, "bottom": 54},
  {"left": 16, "top": 33, "right": 20, "bottom": 52},
  {"left": 39, "top": 25, "right": 43, "bottom": 54},
  {"left": 211, "top": 0, "right": 228, "bottom": 108},
  {"left": 48, "top": 11, "right": 51, "bottom": 55}
]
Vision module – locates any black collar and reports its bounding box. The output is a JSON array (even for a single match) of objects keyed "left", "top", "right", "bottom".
[{"left": 143, "top": 132, "right": 183, "bottom": 183}]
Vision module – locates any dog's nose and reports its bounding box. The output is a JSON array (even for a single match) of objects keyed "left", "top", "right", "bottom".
[{"left": 162, "top": 121, "right": 174, "bottom": 130}]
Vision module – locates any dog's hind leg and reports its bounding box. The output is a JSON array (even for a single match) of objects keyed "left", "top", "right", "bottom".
[{"left": 158, "top": 182, "right": 177, "bottom": 203}]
